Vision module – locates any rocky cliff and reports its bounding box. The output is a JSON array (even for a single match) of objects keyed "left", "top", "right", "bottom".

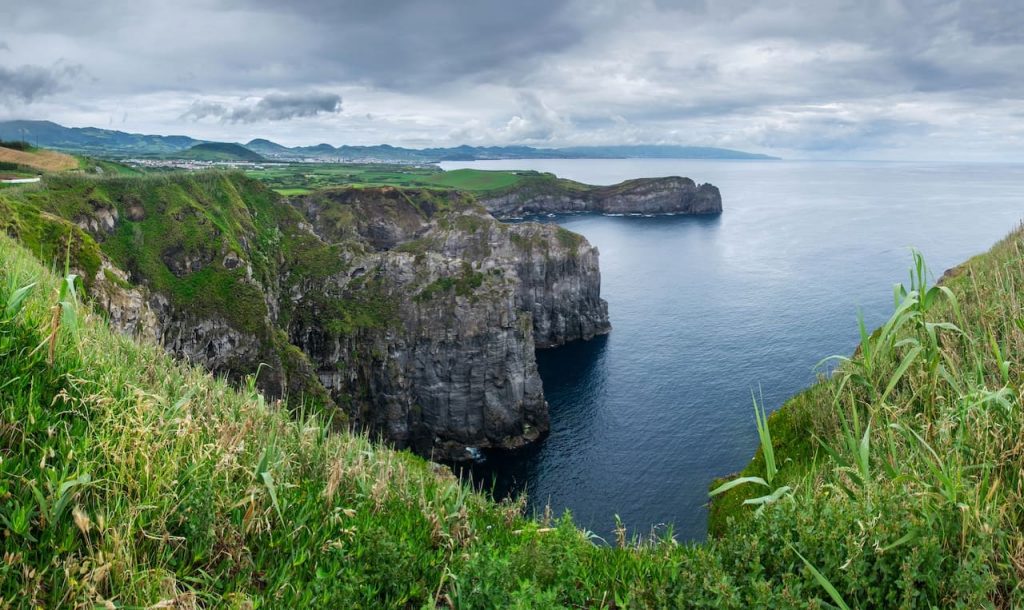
[
  {"left": 0, "top": 170, "right": 719, "bottom": 460},
  {"left": 0, "top": 174, "right": 610, "bottom": 460},
  {"left": 479, "top": 175, "right": 722, "bottom": 218},
  {"left": 281, "top": 188, "right": 609, "bottom": 457}
]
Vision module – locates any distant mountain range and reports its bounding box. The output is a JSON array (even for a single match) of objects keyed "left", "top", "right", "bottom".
[{"left": 0, "top": 120, "right": 779, "bottom": 162}]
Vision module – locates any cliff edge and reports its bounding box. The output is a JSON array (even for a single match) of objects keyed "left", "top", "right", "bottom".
[
  {"left": 478, "top": 174, "right": 722, "bottom": 218},
  {"left": 0, "top": 168, "right": 720, "bottom": 460},
  {"left": 0, "top": 174, "right": 610, "bottom": 460}
]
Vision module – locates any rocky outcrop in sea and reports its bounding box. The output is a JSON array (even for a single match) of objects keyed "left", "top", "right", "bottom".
[{"left": 479, "top": 176, "right": 722, "bottom": 218}]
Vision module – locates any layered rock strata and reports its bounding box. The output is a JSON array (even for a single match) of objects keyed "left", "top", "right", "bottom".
[{"left": 479, "top": 176, "right": 722, "bottom": 218}]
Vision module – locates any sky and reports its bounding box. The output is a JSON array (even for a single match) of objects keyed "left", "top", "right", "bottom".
[{"left": 1, "top": 0, "right": 1023, "bottom": 160}]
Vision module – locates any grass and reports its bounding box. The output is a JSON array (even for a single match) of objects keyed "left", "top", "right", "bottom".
[
  {"left": 0, "top": 146, "right": 78, "bottom": 172},
  {"left": 709, "top": 231, "right": 1024, "bottom": 606},
  {"left": 271, "top": 187, "right": 312, "bottom": 196},
  {"left": 246, "top": 163, "right": 568, "bottom": 197},
  {"left": 246, "top": 163, "right": 447, "bottom": 194},
  {"left": 422, "top": 168, "right": 523, "bottom": 191},
  {"left": 5, "top": 167, "right": 1024, "bottom": 605},
  {"left": 709, "top": 391, "right": 793, "bottom": 517},
  {"left": 76, "top": 157, "right": 143, "bottom": 176},
  {"left": 2, "top": 172, "right": 277, "bottom": 333}
]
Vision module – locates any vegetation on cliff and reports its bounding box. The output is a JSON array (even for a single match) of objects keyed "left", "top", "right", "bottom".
[
  {"left": 4, "top": 193, "right": 1024, "bottom": 605},
  {"left": 246, "top": 163, "right": 588, "bottom": 196},
  {"left": 0, "top": 170, "right": 606, "bottom": 459},
  {"left": 2, "top": 153, "right": 1020, "bottom": 606},
  {"left": 1, "top": 173, "right": 278, "bottom": 327}
]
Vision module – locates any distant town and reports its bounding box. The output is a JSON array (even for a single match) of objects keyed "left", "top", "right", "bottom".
[
  {"left": 122, "top": 158, "right": 282, "bottom": 171},
  {"left": 122, "top": 157, "right": 425, "bottom": 171}
]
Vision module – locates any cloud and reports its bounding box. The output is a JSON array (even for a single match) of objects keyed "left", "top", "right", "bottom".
[
  {"left": 500, "top": 92, "right": 571, "bottom": 142},
  {"left": 182, "top": 91, "right": 342, "bottom": 123},
  {"left": 444, "top": 92, "right": 571, "bottom": 144},
  {"left": 0, "top": 61, "right": 82, "bottom": 104},
  {"left": 180, "top": 100, "right": 228, "bottom": 121},
  {"left": 221, "top": 0, "right": 586, "bottom": 89},
  {"left": 0, "top": 42, "right": 9, "bottom": 52},
  {"left": 6, "top": 0, "right": 1024, "bottom": 158}
]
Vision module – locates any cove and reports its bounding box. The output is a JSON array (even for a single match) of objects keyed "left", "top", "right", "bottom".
[{"left": 444, "top": 158, "right": 1024, "bottom": 541}]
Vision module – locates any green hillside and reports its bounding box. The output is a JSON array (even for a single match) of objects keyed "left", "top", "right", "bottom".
[
  {"left": 179, "top": 142, "right": 265, "bottom": 162},
  {"left": 2, "top": 170, "right": 1024, "bottom": 606},
  {"left": 0, "top": 120, "right": 200, "bottom": 155}
]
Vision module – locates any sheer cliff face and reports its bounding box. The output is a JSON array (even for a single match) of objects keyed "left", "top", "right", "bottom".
[
  {"left": 32, "top": 178, "right": 608, "bottom": 460},
  {"left": 500, "top": 224, "right": 610, "bottom": 347},
  {"left": 287, "top": 251, "right": 548, "bottom": 459},
  {"left": 284, "top": 188, "right": 609, "bottom": 458},
  {"left": 479, "top": 176, "right": 722, "bottom": 218}
]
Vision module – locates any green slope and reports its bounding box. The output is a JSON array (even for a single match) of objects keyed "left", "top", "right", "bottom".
[
  {"left": 2, "top": 172, "right": 1023, "bottom": 606},
  {"left": 245, "top": 163, "right": 591, "bottom": 196},
  {"left": 0, "top": 119, "right": 200, "bottom": 155},
  {"left": 178, "top": 142, "right": 266, "bottom": 162}
]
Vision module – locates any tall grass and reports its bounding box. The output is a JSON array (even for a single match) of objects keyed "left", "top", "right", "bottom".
[
  {"left": 5, "top": 225, "right": 1024, "bottom": 607},
  {"left": 709, "top": 390, "right": 793, "bottom": 516}
]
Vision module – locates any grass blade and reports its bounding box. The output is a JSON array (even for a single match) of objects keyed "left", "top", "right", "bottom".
[
  {"left": 791, "top": 545, "right": 851, "bottom": 610},
  {"left": 709, "top": 476, "right": 769, "bottom": 497},
  {"left": 5, "top": 281, "right": 35, "bottom": 318}
]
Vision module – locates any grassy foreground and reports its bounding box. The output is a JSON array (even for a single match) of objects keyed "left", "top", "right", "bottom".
[{"left": 3, "top": 209, "right": 1024, "bottom": 607}]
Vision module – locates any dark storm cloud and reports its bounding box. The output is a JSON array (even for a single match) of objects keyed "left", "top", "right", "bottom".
[
  {"left": 182, "top": 92, "right": 342, "bottom": 123},
  {"left": 0, "top": 62, "right": 82, "bottom": 104}
]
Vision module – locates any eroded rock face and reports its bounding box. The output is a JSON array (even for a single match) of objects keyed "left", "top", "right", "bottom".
[
  {"left": 290, "top": 254, "right": 548, "bottom": 459},
  {"left": 86, "top": 256, "right": 292, "bottom": 402},
  {"left": 91, "top": 259, "right": 160, "bottom": 343},
  {"left": 479, "top": 176, "right": 722, "bottom": 218},
  {"left": 503, "top": 224, "right": 610, "bottom": 347},
  {"left": 283, "top": 191, "right": 611, "bottom": 459},
  {"left": 75, "top": 204, "right": 119, "bottom": 235},
  {"left": 41, "top": 173, "right": 717, "bottom": 461}
]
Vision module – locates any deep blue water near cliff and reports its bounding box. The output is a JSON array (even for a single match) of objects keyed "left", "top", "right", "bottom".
[{"left": 442, "top": 159, "right": 1024, "bottom": 542}]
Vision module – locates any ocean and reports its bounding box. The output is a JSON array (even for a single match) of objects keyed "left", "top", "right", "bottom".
[{"left": 442, "top": 158, "right": 1024, "bottom": 541}]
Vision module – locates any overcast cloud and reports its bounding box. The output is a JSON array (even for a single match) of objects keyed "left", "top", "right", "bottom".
[
  {"left": 181, "top": 92, "right": 342, "bottom": 123},
  {"left": 2, "top": 0, "right": 1023, "bottom": 159},
  {"left": 0, "top": 62, "right": 82, "bottom": 104}
]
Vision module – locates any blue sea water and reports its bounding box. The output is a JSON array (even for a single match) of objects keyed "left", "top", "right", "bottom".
[{"left": 442, "top": 159, "right": 1024, "bottom": 542}]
